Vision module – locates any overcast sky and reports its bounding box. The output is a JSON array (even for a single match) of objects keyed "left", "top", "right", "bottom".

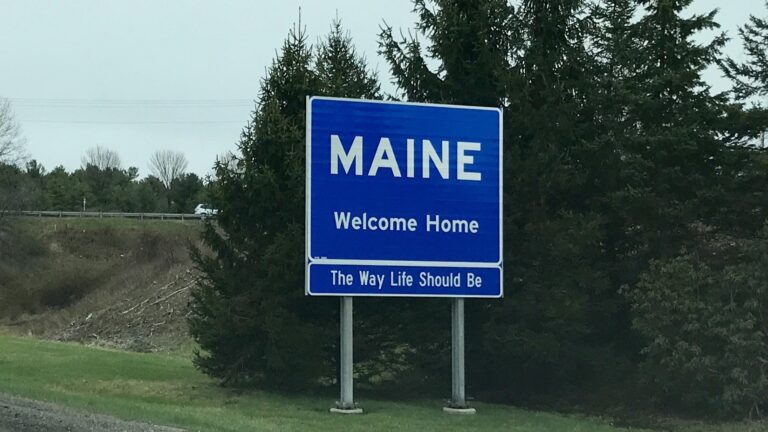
[{"left": 0, "top": 1, "right": 764, "bottom": 177}]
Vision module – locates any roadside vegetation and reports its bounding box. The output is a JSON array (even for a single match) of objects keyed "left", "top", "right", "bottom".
[
  {"left": 1, "top": 334, "right": 765, "bottom": 432},
  {"left": 0, "top": 218, "right": 199, "bottom": 351},
  {"left": 0, "top": 145, "right": 211, "bottom": 215},
  {"left": 1, "top": 0, "right": 768, "bottom": 427},
  {"left": 190, "top": 0, "right": 768, "bottom": 422}
]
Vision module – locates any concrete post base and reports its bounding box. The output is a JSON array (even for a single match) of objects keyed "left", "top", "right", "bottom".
[
  {"left": 330, "top": 407, "right": 364, "bottom": 414},
  {"left": 442, "top": 406, "right": 477, "bottom": 414}
]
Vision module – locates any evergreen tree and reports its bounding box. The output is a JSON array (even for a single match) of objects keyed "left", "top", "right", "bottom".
[
  {"left": 137, "top": 176, "right": 167, "bottom": 212},
  {"left": 379, "top": 0, "right": 514, "bottom": 106},
  {"left": 611, "top": 0, "right": 768, "bottom": 415},
  {"left": 613, "top": 0, "right": 729, "bottom": 261},
  {"left": 379, "top": 0, "right": 518, "bottom": 390},
  {"left": 189, "top": 22, "right": 380, "bottom": 386},
  {"left": 316, "top": 19, "right": 380, "bottom": 99},
  {"left": 716, "top": 2, "right": 768, "bottom": 231},
  {"left": 723, "top": 2, "right": 768, "bottom": 100},
  {"left": 721, "top": 2, "right": 768, "bottom": 150},
  {"left": 44, "top": 166, "right": 91, "bottom": 211},
  {"left": 168, "top": 173, "right": 203, "bottom": 213},
  {"left": 486, "top": 0, "right": 618, "bottom": 399},
  {"left": 380, "top": 0, "right": 620, "bottom": 399},
  {"left": 0, "top": 163, "right": 39, "bottom": 213}
]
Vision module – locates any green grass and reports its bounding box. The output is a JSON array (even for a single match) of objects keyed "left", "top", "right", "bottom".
[
  {"left": 0, "top": 335, "right": 763, "bottom": 432},
  {"left": 0, "top": 335, "right": 625, "bottom": 431}
]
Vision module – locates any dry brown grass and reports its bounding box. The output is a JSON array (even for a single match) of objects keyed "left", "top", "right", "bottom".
[{"left": 0, "top": 217, "right": 202, "bottom": 351}]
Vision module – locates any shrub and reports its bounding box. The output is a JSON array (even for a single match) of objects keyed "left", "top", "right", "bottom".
[
  {"left": 136, "top": 229, "right": 162, "bottom": 262},
  {"left": 626, "top": 234, "right": 768, "bottom": 417},
  {"left": 0, "top": 265, "right": 39, "bottom": 318},
  {"left": 38, "top": 259, "right": 102, "bottom": 308},
  {"left": 53, "top": 224, "right": 122, "bottom": 258}
]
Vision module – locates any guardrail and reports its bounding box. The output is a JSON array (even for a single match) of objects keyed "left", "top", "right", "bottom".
[{"left": 7, "top": 210, "right": 204, "bottom": 221}]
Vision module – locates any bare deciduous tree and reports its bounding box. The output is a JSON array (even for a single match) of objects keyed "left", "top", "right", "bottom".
[
  {"left": 81, "top": 145, "right": 122, "bottom": 170},
  {"left": 0, "top": 98, "right": 28, "bottom": 166},
  {"left": 149, "top": 150, "right": 188, "bottom": 188}
]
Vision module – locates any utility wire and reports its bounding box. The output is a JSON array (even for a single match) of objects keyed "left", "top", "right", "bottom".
[
  {"left": 7, "top": 98, "right": 254, "bottom": 108},
  {"left": 20, "top": 119, "right": 244, "bottom": 124},
  {"left": 10, "top": 98, "right": 253, "bottom": 124}
]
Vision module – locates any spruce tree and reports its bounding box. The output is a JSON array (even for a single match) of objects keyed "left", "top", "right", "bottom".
[
  {"left": 486, "top": 0, "right": 619, "bottom": 399},
  {"left": 613, "top": 0, "right": 729, "bottom": 261},
  {"left": 723, "top": 2, "right": 768, "bottom": 100},
  {"left": 189, "top": 25, "right": 321, "bottom": 385},
  {"left": 716, "top": 2, "right": 768, "bottom": 231},
  {"left": 316, "top": 19, "right": 380, "bottom": 99},
  {"left": 380, "top": 0, "right": 622, "bottom": 399},
  {"left": 379, "top": 0, "right": 519, "bottom": 389},
  {"left": 379, "top": 0, "right": 514, "bottom": 106},
  {"left": 189, "top": 22, "right": 380, "bottom": 386},
  {"left": 721, "top": 2, "right": 768, "bottom": 150}
]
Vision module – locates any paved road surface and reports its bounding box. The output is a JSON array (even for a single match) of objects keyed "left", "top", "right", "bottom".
[{"left": 0, "top": 393, "right": 185, "bottom": 432}]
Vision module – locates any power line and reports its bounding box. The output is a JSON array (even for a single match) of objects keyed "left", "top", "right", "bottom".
[
  {"left": 7, "top": 97, "right": 254, "bottom": 108},
  {"left": 7, "top": 97, "right": 254, "bottom": 103},
  {"left": 20, "top": 119, "right": 244, "bottom": 125},
  {"left": 10, "top": 98, "right": 253, "bottom": 124}
]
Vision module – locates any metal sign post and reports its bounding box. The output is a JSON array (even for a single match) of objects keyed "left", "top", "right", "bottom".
[
  {"left": 444, "top": 298, "right": 476, "bottom": 414},
  {"left": 451, "top": 298, "right": 466, "bottom": 406},
  {"left": 306, "top": 96, "right": 503, "bottom": 414},
  {"left": 330, "top": 296, "right": 361, "bottom": 414}
]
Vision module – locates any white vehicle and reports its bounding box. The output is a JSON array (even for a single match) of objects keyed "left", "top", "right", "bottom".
[{"left": 194, "top": 204, "right": 218, "bottom": 218}]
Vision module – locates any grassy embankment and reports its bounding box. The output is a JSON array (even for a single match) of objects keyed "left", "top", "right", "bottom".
[
  {"left": 0, "top": 334, "right": 765, "bottom": 432},
  {"left": 0, "top": 217, "right": 197, "bottom": 315},
  {"left": 0, "top": 218, "right": 766, "bottom": 431},
  {"left": 0, "top": 217, "right": 200, "bottom": 349}
]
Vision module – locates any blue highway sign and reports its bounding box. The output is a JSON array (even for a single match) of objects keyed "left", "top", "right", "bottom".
[{"left": 306, "top": 97, "right": 502, "bottom": 298}]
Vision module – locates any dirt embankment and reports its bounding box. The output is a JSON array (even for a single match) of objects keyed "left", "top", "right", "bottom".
[{"left": 0, "top": 218, "right": 203, "bottom": 352}]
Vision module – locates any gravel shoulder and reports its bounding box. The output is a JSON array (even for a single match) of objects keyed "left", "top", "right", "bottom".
[{"left": 0, "top": 393, "right": 185, "bottom": 432}]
